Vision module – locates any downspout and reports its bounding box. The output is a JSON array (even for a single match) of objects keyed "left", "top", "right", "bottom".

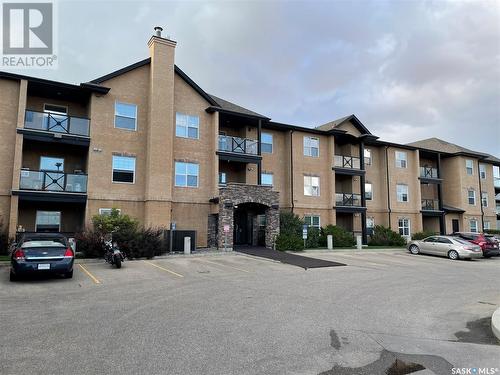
[
  {"left": 290, "top": 130, "right": 294, "bottom": 212},
  {"left": 477, "top": 160, "right": 485, "bottom": 230},
  {"left": 385, "top": 146, "right": 392, "bottom": 228}
]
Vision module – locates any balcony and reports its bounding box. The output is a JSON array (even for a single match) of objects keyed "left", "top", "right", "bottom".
[
  {"left": 333, "top": 155, "right": 364, "bottom": 175},
  {"left": 19, "top": 170, "right": 87, "bottom": 193},
  {"left": 217, "top": 135, "right": 260, "bottom": 163},
  {"left": 24, "top": 110, "right": 90, "bottom": 137},
  {"left": 419, "top": 166, "right": 441, "bottom": 184},
  {"left": 421, "top": 199, "right": 439, "bottom": 210},
  {"left": 336, "top": 193, "right": 362, "bottom": 207}
]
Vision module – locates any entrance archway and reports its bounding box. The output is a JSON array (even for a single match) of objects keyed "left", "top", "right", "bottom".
[{"left": 234, "top": 202, "right": 267, "bottom": 246}]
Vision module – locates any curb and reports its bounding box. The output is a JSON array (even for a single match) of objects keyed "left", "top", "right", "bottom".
[
  {"left": 299, "top": 248, "right": 406, "bottom": 254},
  {"left": 492, "top": 307, "right": 500, "bottom": 342}
]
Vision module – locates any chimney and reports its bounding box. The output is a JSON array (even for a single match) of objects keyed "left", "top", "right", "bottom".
[{"left": 144, "top": 26, "right": 177, "bottom": 227}]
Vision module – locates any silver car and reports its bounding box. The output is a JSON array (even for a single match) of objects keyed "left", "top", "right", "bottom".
[{"left": 407, "top": 235, "right": 482, "bottom": 260}]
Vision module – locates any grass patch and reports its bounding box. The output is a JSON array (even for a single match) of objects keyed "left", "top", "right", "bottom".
[{"left": 0, "top": 255, "right": 10, "bottom": 261}]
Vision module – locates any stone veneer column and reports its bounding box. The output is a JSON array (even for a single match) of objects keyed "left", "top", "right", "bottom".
[
  {"left": 218, "top": 199, "right": 234, "bottom": 251},
  {"left": 265, "top": 206, "right": 280, "bottom": 249}
]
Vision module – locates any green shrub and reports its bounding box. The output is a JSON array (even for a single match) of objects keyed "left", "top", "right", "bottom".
[
  {"left": 368, "top": 225, "right": 406, "bottom": 246},
  {"left": 275, "top": 233, "right": 304, "bottom": 251},
  {"left": 412, "top": 231, "right": 437, "bottom": 240},
  {"left": 305, "top": 227, "right": 322, "bottom": 248},
  {"left": 0, "top": 218, "right": 9, "bottom": 255},
  {"left": 322, "top": 225, "right": 355, "bottom": 247},
  {"left": 75, "top": 229, "right": 105, "bottom": 258},
  {"left": 485, "top": 229, "right": 500, "bottom": 235},
  {"left": 279, "top": 210, "right": 304, "bottom": 237}
]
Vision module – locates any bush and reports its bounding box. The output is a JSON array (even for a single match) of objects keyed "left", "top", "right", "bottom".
[
  {"left": 322, "top": 225, "right": 355, "bottom": 247},
  {"left": 76, "top": 209, "right": 166, "bottom": 259},
  {"left": 368, "top": 225, "right": 406, "bottom": 246},
  {"left": 0, "top": 218, "right": 10, "bottom": 255},
  {"left": 412, "top": 231, "right": 437, "bottom": 240},
  {"left": 305, "top": 227, "right": 322, "bottom": 248},
  {"left": 279, "top": 211, "right": 303, "bottom": 237},
  {"left": 275, "top": 233, "right": 304, "bottom": 251},
  {"left": 485, "top": 229, "right": 500, "bottom": 235}
]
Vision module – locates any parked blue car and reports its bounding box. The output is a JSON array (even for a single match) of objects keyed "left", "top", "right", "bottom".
[{"left": 10, "top": 233, "right": 74, "bottom": 281}]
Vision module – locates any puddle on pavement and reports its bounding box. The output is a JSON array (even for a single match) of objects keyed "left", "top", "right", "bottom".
[{"left": 454, "top": 317, "right": 498, "bottom": 345}]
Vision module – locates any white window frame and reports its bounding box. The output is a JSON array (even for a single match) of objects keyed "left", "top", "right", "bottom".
[
  {"left": 261, "top": 132, "right": 273, "bottom": 154},
  {"left": 43, "top": 103, "right": 68, "bottom": 115},
  {"left": 481, "top": 192, "right": 488, "bottom": 207},
  {"left": 366, "top": 217, "right": 375, "bottom": 229},
  {"left": 468, "top": 190, "right": 476, "bottom": 205},
  {"left": 395, "top": 151, "right": 407, "bottom": 168},
  {"left": 479, "top": 164, "right": 486, "bottom": 179},
  {"left": 114, "top": 101, "right": 137, "bottom": 131},
  {"left": 304, "top": 175, "right": 320, "bottom": 196},
  {"left": 303, "top": 136, "right": 319, "bottom": 157},
  {"left": 396, "top": 184, "right": 408, "bottom": 202},
  {"left": 175, "top": 161, "right": 199, "bottom": 188},
  {"left": 365, "top": 182, "right": 373, "bottom": 200},
  {"left": 484, "top": 221, "right": 490, "bottom": 230},
  {"left": 465, "top": 159, "right": 474, "bottom": 175},
  {"left": 398, "top": 218, "right": 410, "bottom": 236},
  {"left": 112, "top": 155, "right": 136, "bottom": 184},
  {"left": 469, "top": 219, "right": 478, "bottom": 233},
  {"left": 304, "top": 215, "right": 321, "bottom": 229},
  {"left": 364, "top": 148, "right": 372, "bottom": 166},
  {"left": 261, "top": 172, "right": 273, "bottom": 186},
  {"left": 35, "top": 210, "right": 61, "bottom": 232},
  {"left": 175, "top": 112, "right": 200, "bottom": 140},
  {"left": 99, "top": 208, "right": 122, "bottom": 216}
]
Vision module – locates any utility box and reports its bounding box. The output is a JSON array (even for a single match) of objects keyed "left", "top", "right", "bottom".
[
  {"left": 164, "top": 230, "right": 196, "bottom": 253},
  {"left": 327, "top": 235, "right": 333, "bottom": 250},
  {"left": 184, "top": 237, "right": 191, "bottom": 255},
  {"left": 356, "top": 235, "right": 362, "bottom": 250}
]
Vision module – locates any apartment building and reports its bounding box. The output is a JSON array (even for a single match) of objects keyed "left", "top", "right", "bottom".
[{"left": 0, "top": 28, "right": 498, "bottom": 249}]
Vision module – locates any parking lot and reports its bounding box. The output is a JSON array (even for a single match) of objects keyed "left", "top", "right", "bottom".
[{"left": 1, "top": 250, "right": 499, "bottom": 375}]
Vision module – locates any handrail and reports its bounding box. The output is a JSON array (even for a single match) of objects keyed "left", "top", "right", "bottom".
[
  {"left": 421, "top": 199, "right": 439, "bottom": 210},
  {"left": 334, "top": 155, "right": 361, "bottom": 169},
  {"left": 24, "top": 110, "right": 90, "bottom": 136},
  {"left": 335, "top": 192, "right": 362, "bottom": 207},
  {"left": 218, "top": 135, "right": 258, "bottom": 155},
  {"left": 420, "top": 166, "right": 438, "bottom": 179},
  {"left": 19, "top": 170, "right": 88, "bottom": 193}
]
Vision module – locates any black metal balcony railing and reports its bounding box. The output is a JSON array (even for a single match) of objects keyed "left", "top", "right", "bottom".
[
  {"left": 218, "top": 135, "right": 258, "bottom": 155},
  {"left": 421, "top": 199, "right": 439, "bottom": 210},
  {"left": 420, "top": 166, "right": 438, "bottom": 179},
  {"left": 24, "top": 110, "right": 90, "bottom": 137},
  {"left": 336, "top": 193, "right": 362, "bottom": 207},
  {"left": 20, "top": 170, "right": 88, "bottom": 193},
  {"left": 334, "top": 155, "right": 361, "bottom": 169}
]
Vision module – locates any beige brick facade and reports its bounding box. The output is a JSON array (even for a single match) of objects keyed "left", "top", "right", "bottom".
[{"left": 0, "top": 31, "right": 498, "bottom": 248}]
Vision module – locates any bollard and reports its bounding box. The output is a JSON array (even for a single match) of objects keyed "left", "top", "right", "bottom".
[
  {"left": 356, "top": 235, "right": 362, "bottom": 250},
  {"left": 184, "top": 236, "right": 191, "bottom": 255},
  {"left": 327, "top": 235, "right": 333, "bottom": 250}
]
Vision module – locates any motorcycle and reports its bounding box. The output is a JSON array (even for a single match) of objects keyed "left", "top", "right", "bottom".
[{"left": 104, "top": 240, "right": 125, "bottom": 269}]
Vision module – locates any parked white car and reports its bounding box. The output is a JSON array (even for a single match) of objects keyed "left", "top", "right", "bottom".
[{"left": 407, "top": 235, "right": 482, "bottom": 260}]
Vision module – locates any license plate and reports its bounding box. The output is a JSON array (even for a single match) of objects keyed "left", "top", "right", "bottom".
[{"left": 38, "top": 264, "right": 50, "bottom": 270}]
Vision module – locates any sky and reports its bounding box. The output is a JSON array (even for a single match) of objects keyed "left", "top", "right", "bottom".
[{"left": 4, "top": 0, "right": 500, "bottom": 156}]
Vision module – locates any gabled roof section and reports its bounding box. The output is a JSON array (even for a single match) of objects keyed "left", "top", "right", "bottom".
[
  {"left": 207, "top": 94, "right": 269, "bottom": 120},
  {"left": 316, "top": 114, "right": 372, "bottom": 135},
  {"left": 89, "top": 58, "right": 218, "bottom": 106}
]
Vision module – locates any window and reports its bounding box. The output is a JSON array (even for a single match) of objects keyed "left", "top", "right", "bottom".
[
  {"left": 43, "top": 104, "right": 67, "bottom": 114},
  {"left": 112, "top": 155, "right": 136, "bottom": 183},
  {"left": 304, "top": 137, "right": 319, "bottom": 157},
  {"left": 465, "top": 159, "right": 473, "bottom": 175},
  {"left": 99, "top": 208, "right": 121, "bottom": 216},
  {"left": 35, "top": 211, "right": 61, "bottom": 232},
  {"left": 219, "top": 172, "right": 226, "bottom": 185},
  {"left": 479, "top": 164, "right": 486, "bottom": 179},
  {"left": 261, "top": 173, "right": 273, "bottom": 186},
  {"left": 436, "top": 237, "right": 452, "bottom": 244},
  {"left": 484, "top": 221, "right": 491, "bottom": 230},
  {"left": 366, "top": 217, "right": 375, "bottom": 235},
  {"left": 365, "top": 182, "right": 373, "bottom": 200},
  {"left": 40, "top": 156, "right": 64, "bottom": 171},
  {"left": 398, "top": 218, "right": 410, "bottom": 236},
  {"left": 470, "top": 219, "right": 478, "bottom": 233},
  {"left": 114, "top": 102, "right": 137, "bottom": 130},
  {"left": 258, "top": 215, "right": 266, "bottom": 228},
  {"left": 175, "top": 162, "right": 199, "bottom": 187},
  {"left": 468, "top": 190, "right": 476, "bottom": 205},
  {"left": 481, "top": 192, "right": 488, "bottom": 207},
  {"left": 261, "top": 133, "right": 273, "bottom": 153},
  {"left": 176, "top": 113, "right": 199, "bottom": 139},
  {"left": 395, "top": 151, "right": 407, "bottom": 168},
  {"left": 364, "top": 148, "right": 372, "bottom": 166},
  {"left": 423, "top": 237, "right": 437, "bottom": 243},
  {"left": 304, "top": 176, "right": 320, "bottom": 196},
  {"left": 304, "top": 215, "right": 320, "bottom": 229},
  {"left": 396, "top": 184, "right": 408, "bottom": 202}
]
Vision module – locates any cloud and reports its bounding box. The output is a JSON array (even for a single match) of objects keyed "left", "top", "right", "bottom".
[{"left": 6, "top": 0, "right": 499, "bottom": 156}]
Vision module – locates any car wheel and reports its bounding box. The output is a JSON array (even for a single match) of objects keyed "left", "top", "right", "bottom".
[
  {"left": 65, "top": 270, "right": 73, "bottom": 279},
  {"left": 9, "top": 270, "right": 18, "bottom": 282},
  {"left": 483, "top": 254, "right": 491, "bottom": 258},
  {"left": 448, "top": 250, "right": 459, "bottom": 260},
  {"left": 409, "top": 245, "right": 420, "bottom": 254}
]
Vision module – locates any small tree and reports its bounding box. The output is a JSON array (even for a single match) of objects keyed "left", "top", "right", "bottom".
[
  {"left": 305, "top": 227, "right": 321, "bottom": 248},
  {"left": 368, "top": 225, "right": 406, "bottom": 246},
  {"left": 322, "top": 225, "right": 355, "bottom": 247},
  {"left": 0, "top": 218, "right": 9, "bottom": 255},
  {"left": 275, "top": 211, "right": 304, "bottom": 251}
]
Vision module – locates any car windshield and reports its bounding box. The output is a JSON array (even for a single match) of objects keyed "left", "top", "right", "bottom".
[{"left": 21, "top": 240, "right": 66, "bottom": 248}]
